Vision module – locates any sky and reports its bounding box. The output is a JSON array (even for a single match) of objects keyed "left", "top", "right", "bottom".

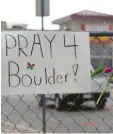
[{"left": 1, "top": 0, "right": 113, "bottom": 30}]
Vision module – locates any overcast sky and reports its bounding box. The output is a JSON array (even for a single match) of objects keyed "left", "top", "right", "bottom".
[{"left": 1, "top": 0, "right": 113, "bottom": 29}]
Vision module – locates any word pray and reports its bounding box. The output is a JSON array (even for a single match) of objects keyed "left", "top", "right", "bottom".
[{"left": 5, "top": 34, "right": 78, "bottom": 59}]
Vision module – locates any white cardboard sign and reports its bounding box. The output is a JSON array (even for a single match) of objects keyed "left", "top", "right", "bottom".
[{"left": 1, "top": 31, "right": 91, "bottom": 95}]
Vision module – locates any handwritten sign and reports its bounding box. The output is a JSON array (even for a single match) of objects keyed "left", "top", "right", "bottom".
[{"left": 1, "top": 31, "right": 91, "bottom": 95}]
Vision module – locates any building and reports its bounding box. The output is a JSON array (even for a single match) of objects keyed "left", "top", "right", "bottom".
[
  {"left": 1, "top": 21, "right": 7, "bottom": 30},
  {"left": 52, "top": 10, "right": 113, "bottom": 32},
  {"left": 52, "top": 10, "right": 113, "bottom": 68},
  {"left": 1, "top": 21, "right": 28, "bottom": 30},
  {"left": 10, "top": 23, "right": 28, "bottom": 30}
]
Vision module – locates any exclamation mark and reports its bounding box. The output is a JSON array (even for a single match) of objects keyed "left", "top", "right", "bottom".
[{"left": 72, "top": 64, "right": 79, "bottom": 82}]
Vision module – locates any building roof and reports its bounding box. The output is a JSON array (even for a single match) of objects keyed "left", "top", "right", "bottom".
[
  {"left": 52, "top": 10, "right": 113, "bottom": 24},
  {"left": 73, "top": 10, "right": 112, "bottom": 16}
]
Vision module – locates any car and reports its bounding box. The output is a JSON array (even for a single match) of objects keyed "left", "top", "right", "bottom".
[{"left": 38, "top": 64, "right": 111, "bottom": 110}]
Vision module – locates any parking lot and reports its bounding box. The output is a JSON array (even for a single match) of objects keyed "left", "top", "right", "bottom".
[{"left": 1, "top": 87, "right": 113, "bottom": 133}]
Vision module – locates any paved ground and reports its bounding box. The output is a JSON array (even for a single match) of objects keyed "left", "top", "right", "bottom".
[
  {"left": 1, "top": 79, "right": 113, "bottom": 133},
  {"left": 1, "top": 91, "right": 113, "bottom": 133}
]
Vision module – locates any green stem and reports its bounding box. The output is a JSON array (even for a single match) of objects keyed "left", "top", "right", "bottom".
[{"left": 96, "top": 73, "right": 113, "bottom": 105}]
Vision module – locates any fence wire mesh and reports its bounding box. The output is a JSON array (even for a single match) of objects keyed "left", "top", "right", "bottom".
[{"left": 1, "top": 32, "right": 113, "bottom": 133}]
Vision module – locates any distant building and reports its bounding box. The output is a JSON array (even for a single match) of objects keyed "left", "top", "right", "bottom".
[
  {"left": 52, "top": 10, "right": 113, "bottom": 68},
  {"left": 1, "top": 21, "right": 7, "bottom": 30},
  {"left": 10, "top": 23, "right": 28, "bottom": 30},
  {"left": 1, "top": 21, "right": 28, "bottom": 30},
  {"left": 52, "top": 10, "right": 113, "bottom": 32}
]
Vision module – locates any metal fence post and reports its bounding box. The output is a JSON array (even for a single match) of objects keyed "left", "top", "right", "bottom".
[{"left": 41, "top": 0, "right": 46, "bottom": 133}]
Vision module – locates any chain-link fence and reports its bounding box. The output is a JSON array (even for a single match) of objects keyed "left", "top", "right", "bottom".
[{"left": 1, "top": 32, "right": 113, "bottom": 133}]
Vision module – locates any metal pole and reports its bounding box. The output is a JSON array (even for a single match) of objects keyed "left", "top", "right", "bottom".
[
  {"left": 42, "top": 94, "right": 46, "bottom": 133},
  {"left": 41, "top": 0, "right": 46, "bottom": 133},
  {"left": 41, "top": 0, "right": 44, "bottom": 30}
]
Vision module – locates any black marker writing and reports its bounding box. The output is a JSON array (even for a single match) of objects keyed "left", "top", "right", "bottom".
[
  {"left": 65, "top": 73, "right": 70, "bottom": 83},
  {"left": 21, "top": 75, "right": 32, "bottom": 87},
  {"left": 72, "top": 64, "right": 79, "bottom": 82},
  {"left": 8, "top": 61, "right": 20, "bottom": 87},
  {"left": 8, "top": 61, "right": 72, "bottom": 87},
  {"left": 5, "top": 34, "right": 17, "bottom": 56},
  {"left": 44, "top": 34, "right": 56, "bottom": 58},
  {"left": 72, "top": 64, "right": 79, "bottom": 76},
  {"left": 31, "top": 34, "right": 44, "bottom": 58},
  {"left": 34, "top": 76, "right": 42, "bottom": 86},
  {"left": 18, "top": 35, "right": 28, "bottom": 57},
  {"left": 63, "top": 35, "right": 78, "bottom": 58},
  {"left": 56, "top": 75, "right": 63, "bottom": 84},
  {"left": 48, "top": 68, "right": 56, "bottom": 85}
]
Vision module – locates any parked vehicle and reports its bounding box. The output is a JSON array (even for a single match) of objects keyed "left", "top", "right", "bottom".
[{"left": 38, "top": 64, "right": 112, "bottom": 110}]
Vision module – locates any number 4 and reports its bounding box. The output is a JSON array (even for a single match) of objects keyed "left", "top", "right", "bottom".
[{"left": 63, "top": 35, "right": 78, "bottom": 59}]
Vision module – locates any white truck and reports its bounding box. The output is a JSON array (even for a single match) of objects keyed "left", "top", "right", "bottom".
[{"left": 38, "top": 64, "right": 111, "bottom": 110}]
